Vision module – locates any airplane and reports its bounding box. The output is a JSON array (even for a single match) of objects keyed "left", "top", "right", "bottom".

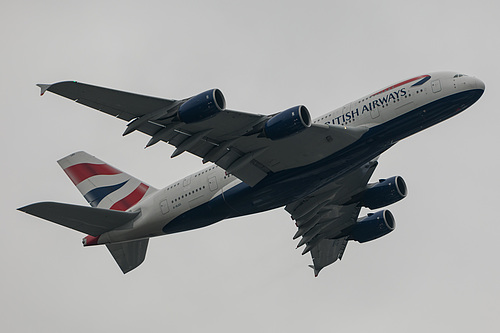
[{"left": 18, "top": 72, "right": 485, "bottom": 276}]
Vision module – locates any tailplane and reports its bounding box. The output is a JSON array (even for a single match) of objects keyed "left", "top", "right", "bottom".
[
  {"left": 17, "top": 202, "right": 140, "bottom": 236},
  {"left": 18, "top": 151, "right": 157, "bottom": 274},
  {"left": 18, "top": 201, "right": 149, "bottom": 274}
]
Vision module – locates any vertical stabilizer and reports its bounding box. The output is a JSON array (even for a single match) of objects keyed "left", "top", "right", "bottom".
[{"left": 57, "top": 151, "right": 157, "bottom": 211}]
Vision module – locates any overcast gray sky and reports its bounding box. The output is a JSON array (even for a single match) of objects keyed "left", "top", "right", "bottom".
[{"left": 2, "top": 1, "right": 499, "bottom": 332}]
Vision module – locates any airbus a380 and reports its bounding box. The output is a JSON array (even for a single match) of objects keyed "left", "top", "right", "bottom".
[{"left": 18, "top": 72, "right": 485, "bottom": 276}]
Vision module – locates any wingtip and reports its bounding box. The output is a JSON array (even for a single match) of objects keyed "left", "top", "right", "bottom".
[{"left": 36, "top": 83, "right": 51, "bottom": 96}]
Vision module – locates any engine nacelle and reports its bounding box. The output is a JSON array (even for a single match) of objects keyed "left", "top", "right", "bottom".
[
  {"left": 178, "top": 89, "right": 226, "bottom": 123},
  {"left": 348, "top": 210, "right": 395, "bottom": 243},
  {"left": 361, "top": 176, "right": 407, "bottom": 209},
  {"left": 264, "top": 105, "right": 311, "bottom": 140}
]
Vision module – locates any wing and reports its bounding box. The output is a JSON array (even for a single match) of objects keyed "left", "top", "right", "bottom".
[
  {"left": 39, "top": 81, "right": 368, "bottom": 186},
  {"left": 285, "top": 159, "right": 378, "bottom": 276},
  {"left": 37, "top": 82, "right": 179, "bottom": 121}
]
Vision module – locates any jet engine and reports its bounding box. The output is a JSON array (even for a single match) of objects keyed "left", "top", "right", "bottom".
[
  {"left": 361, "top": 176, "right": 407, "bottom": 209},
  {"left": 178, "top": 89, "right": 226, "bottom": 123},
  {"left": 348, "top": 210, "right": 395, "bottom": 243},
  {"left": 264, "top": 105, "right": 311, "bottom": 140}
]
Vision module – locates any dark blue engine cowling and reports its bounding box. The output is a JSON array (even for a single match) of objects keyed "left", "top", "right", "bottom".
[
  {"left": 264, "top": 105, "right": 311, "bottom": 140},
  {"left": 361, "top": 176, "right": 407, "bottom": 209},
  {"left": 178, "top": 89, "right": 226, "bottom": 123},
  {"left": 348, "top": 210, "right": 395, "bottom": 243}
]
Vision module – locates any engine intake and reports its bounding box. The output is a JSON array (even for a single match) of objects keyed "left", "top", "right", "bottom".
[
  {"left": 264, "top": 105, "right": 311, "bottom": 140},
  {"left": 178, "top": 89, "right": 226, "bottom": 123},
  {"left": 361, "top": 176, "right": 407, "bottom": 209},
  {"left": 348, "top": 210, "right": 395, "bottom": 243}
]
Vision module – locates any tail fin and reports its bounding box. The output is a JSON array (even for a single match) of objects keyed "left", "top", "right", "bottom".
[{"left": 58, "top": 151, "right": 157, "bottom": 211}]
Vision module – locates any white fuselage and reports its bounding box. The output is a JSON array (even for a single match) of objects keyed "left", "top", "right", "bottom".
[{"left": 97, "top": 72, "right": 484, "bottom": 244}]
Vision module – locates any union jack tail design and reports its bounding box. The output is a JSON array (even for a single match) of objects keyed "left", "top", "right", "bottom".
[{"left": 57, "top": 151, "right": 157, "bottom": 211}]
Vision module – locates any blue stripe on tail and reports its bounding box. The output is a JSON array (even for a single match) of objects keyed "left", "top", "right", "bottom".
[{"left": 84, "top": 181, "right": 128, "bottom": 207}]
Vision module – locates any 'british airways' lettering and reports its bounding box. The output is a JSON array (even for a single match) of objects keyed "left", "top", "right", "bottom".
[{"left": 326, "top": 88, "right": 407, "bottom": 125}]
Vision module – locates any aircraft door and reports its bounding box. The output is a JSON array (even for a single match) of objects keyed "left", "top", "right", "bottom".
[
  {"left": 431, "top": 79, "right": 442, "bottom": 93},
  {"left": 371, "top": 105, "right": 380, "bottom": 119},
  {"left": 183, "top": 176, "right": 191, "bottom": 187},
  {"left": 160, "top": 199, "right": 169, "bottom": 214},
  {"left": 208, "top": 176, "right": 218, "bottom": 191}
]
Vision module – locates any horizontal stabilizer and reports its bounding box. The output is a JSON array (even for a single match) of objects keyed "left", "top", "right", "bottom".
[
  {"left": 18, "top": 202, "right": 140, "bottom": 236},
  {"left": 106, "top": 239, "right": 149, "bottom": 274}
]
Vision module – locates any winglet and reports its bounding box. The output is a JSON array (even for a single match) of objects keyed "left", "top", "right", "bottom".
[{"left": 36, "top": 84, "right": 51, "bottom": 96}]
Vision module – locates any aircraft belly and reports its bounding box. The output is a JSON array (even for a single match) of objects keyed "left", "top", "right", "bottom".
[{"left": 161, "top": 194, "right": 233, "bottom": 234}]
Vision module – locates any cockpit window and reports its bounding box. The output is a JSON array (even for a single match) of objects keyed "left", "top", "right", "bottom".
[{"left": 453, "top": 74, "right": 467, "bottom": 78}]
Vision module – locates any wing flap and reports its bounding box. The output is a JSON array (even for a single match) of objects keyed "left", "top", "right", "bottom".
[
  {"left": 285, "top": 160, "right": 378, "bottom": 275},
  {"left": 18, "top": 202, "right": 140, "bottom": 236}
]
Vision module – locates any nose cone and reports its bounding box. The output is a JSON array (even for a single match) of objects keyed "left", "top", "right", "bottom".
[{"left": 475, "top": 77, "right": 485, "bottom": 91}]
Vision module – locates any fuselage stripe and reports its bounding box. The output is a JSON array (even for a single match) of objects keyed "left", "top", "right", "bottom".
[
  {"left": 370, "top": 75, "right": 430, "bottom": 97},
  {"left": 411, "top": 76, "right": 431, "bottom": 87}
]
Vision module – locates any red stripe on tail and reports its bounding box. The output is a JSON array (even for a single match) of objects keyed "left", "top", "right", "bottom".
[
  {"left": 64, "top": 163, "right": 121, "bottom": 185},
  {"left": 110, "top": 183, "right": 149, "bottom": 211}
]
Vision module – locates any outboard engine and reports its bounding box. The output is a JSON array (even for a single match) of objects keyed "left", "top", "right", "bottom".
[
  {"left": 361, "top": 176, "right": 407, "bottom": 209},
  {"left": 178, "top": 89, "right": 226, "bottom": 123},
  {"left": 348, "top": 210, "right": 395, "bottom": 243}
]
